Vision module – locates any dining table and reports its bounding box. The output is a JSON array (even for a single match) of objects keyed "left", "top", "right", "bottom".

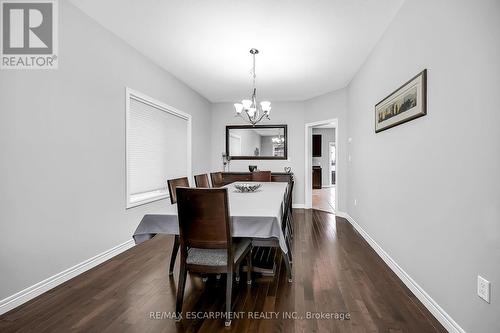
[{"left": 132, "top": 181, "right": 292, "bottom": 280}]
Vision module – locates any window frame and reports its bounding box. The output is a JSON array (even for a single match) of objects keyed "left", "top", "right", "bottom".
[{"left": 125, "top": 87, "right": 192, "bottom": 209}]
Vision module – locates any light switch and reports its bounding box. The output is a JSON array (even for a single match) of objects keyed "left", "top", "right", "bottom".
[{"left": 477, "top": 275, "right": 491, "bottom": 303}]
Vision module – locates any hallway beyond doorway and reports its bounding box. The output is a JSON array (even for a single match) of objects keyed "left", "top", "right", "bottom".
[{"left": 312, "top": 186, "right": 335, "bottom": 213}]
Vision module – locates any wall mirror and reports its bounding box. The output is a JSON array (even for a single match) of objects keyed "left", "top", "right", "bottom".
[{"left": 226, "top": 125, "right": 288, "bottom": 160}]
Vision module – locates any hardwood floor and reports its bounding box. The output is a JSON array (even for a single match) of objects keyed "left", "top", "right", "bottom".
[
  {"left": 0, "top": 210, "right": 446, "bottom": 333},
  {"left": 312, "top": 187, "right": 336, "bottom": 213}
]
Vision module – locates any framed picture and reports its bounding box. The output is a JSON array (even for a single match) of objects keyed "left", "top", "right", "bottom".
[{"left": 375, "top": 69, "right": 427, "bottom": 133}]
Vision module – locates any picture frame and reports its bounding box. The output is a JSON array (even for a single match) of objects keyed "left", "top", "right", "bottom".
[{"left": 375, "top": 69, "right": 427, "bottom": 133}]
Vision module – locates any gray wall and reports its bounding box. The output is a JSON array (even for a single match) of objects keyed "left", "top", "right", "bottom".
[
  {"left": 260, "top": 136, "right": 274, "bottom": 156},
  {"left": 0, "top": 1, "right": 212, "bottom": 300},
  {"left": 312, "top": 128, "right": 335, "bottom": 186},
  {"left": 344, "top": 0, "right": 500, "bottom": 332}
]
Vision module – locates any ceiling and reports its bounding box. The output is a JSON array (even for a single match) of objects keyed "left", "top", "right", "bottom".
[{"left": 70, "top": 0, "right": 404, "bottom": 102}]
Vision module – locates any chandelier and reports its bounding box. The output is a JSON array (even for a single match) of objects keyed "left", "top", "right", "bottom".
[{"left": 234, "top": 48, "right": 271, "bottom": 126}]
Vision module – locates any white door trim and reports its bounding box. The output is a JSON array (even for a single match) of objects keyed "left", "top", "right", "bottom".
[
  {"left": 304, "top": 118, "right": 339, "bottom": 209},
  {"left": 328, "top": 142, "right": 336, "bottom": 186}
]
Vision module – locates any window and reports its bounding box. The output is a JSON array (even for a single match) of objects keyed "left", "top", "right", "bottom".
[{"left": 126, "top": 88, "right": 191, "bottom": 208}]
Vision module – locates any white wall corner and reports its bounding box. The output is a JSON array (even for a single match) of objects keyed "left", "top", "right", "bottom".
[
  {"left": 292, "top": 203, "right": 306, "bottom": 209},
  {"left": 0, "top": 239, "right": 135, "bottom": 315},
  {"left": 335, "top": 211, "right": 466, "bottom": 333}
]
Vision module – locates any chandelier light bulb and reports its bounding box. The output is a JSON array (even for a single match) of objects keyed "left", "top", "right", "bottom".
[
  {"left": 234, "top": 103, "right": 243, "bottom": 114},
  {"left": 260, "top": 101, "right": 271, "bottom": 112},
  {"left": 241, "top": 99, "right": 252, "bottom": 109}
]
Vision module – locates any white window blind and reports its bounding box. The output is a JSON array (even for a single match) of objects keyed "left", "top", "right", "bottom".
[{"left": 126, "top": 88, "right": 191, "bottom": 208}]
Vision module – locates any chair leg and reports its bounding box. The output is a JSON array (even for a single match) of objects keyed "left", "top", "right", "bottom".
[
  {"left": 169, "top": 235, "right": 180, "bottom": 275},
  {"left": 235, "top": 264, "right": 240, "bottom": 282},
  {"left": 175, "top": 261, "right": 187, "bottom": 321},
  {"left": 282, "top": 251, "right": 293, "bottom": 283},
  {"left": 246, "top": 249, "right": 252, "bottom": 285},
  {"left": 225, "top": 270, "right": 233, "bottom": 326},
  {"left": 286, "top": 237, "right": 293, "bottom": 264}
]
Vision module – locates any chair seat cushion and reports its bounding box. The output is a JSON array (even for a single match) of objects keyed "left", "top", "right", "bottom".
[{"left": 186, "top": 239, "right": 251, "bottom": 266}]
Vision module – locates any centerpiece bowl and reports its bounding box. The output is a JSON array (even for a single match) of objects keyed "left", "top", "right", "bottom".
[{"left": 234, "top": 183, "right": 261, "bottom": 193}]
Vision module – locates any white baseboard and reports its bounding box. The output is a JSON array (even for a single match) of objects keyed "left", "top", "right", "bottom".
[
  {"left": 292, "top": 203, "right": 305, "bottom": 209},
  {"left": 335, "top": 211, "right": 465, "bottom": 333},
  {"left": 0, "top": 239, "right": 135, "bottom": 315}
]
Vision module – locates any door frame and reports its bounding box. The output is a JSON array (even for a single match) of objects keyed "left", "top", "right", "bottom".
[
  {"left": 304, "top": 118, "right": 338, "bottom": 210},
  {"left": 229, "top": 133, "right": 242, "bottom": 156},
  {"left": 328, "top": 142, "right": 335, "bottom": 187}
]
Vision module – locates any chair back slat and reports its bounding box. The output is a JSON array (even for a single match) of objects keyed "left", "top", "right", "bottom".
[
  {"left": 194, "top": 174, "right": 210, "bottom": 188},
  {"left": 210, "top": 172, "right": 224, "bottom": 187},
  {"left": 167, "top": 177, "right": 189, "bottom": 204},
  {"left": 176, "top": 187, "right": 231, "bottom": 249}
]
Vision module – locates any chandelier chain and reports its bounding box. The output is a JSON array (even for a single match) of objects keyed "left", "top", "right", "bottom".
[
  {"left": 252, "top": 52, "right": 256, "bottom": 90},
  {"left": 234, "top": 48, "right": 271, "bottom": 126}
]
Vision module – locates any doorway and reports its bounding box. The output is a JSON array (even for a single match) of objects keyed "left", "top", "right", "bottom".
[{"left": 304, "top": 119, "right": 338, "bottom": 213}]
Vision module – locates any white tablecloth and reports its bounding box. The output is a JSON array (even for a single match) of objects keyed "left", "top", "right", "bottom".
[{"left": 132, "top": 182, "right": 289, "bottom": 253}]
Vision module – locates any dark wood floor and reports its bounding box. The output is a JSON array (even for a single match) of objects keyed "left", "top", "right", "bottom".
[{"left": 0, "top": 210, "right": 447, "bottom": 333}]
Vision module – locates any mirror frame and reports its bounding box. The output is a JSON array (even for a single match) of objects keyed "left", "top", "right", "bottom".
[{"left": 226, "top": 124, "right": 288, "bottom": 160}]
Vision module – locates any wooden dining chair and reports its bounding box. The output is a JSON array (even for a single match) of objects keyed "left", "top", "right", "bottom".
[
  {"left": 175, "top": 187, "right": 252, "bottom": 326},
  {"left": 210, "top": 172, "right": 224, "bottom": 187},
  {"left": 166, "top": 177, "right": 190, "bottom": 275},
  {"left": 252, "top": 170, "right": 272, "bottom": 182},
  {"left": 194, "top": 173, "right": 210, "bottom": 188}
]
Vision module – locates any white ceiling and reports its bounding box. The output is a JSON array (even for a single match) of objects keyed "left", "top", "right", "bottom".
[{"left": 70, "top": 0, "right": 403, "bottom": 102}]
